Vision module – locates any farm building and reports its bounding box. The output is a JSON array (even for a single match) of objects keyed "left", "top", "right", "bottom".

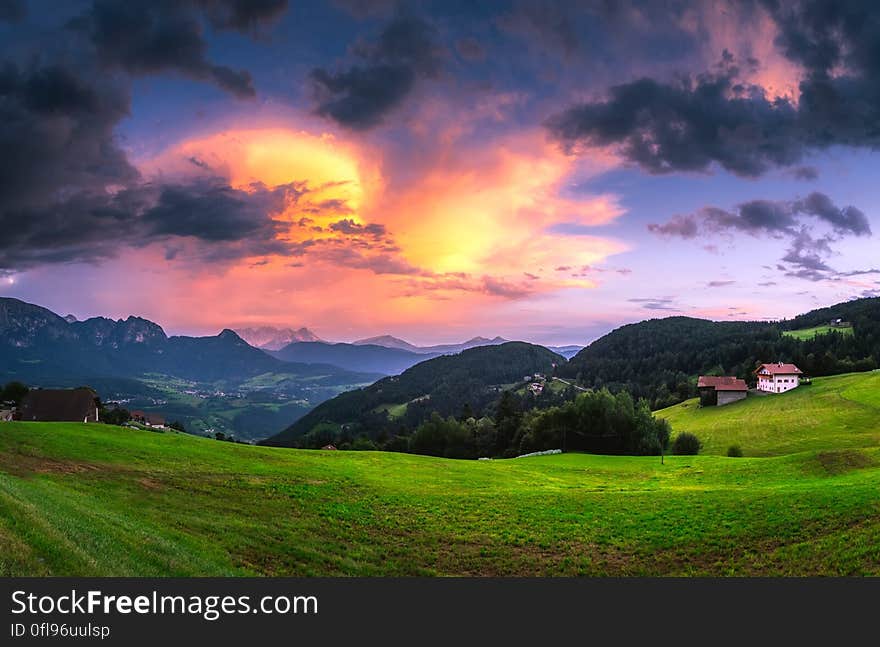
[
  {"left": 18, "top": 388, "right": 99, "bottom": 423},
  {"left": 130, "top": 410, "right": 166, "bottom": 428},
  {"left": 755, "top": 362, "right": 803, "bottom": 393},
  {"left": 697, "top": 376, "right": 748, "bottom": 406}
]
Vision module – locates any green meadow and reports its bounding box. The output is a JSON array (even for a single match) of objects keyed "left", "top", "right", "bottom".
[
  {"left": 782, "top": 324, "right": 854, "bottom": 340},
  {"left": 657, "top": 372, "right": 880, "bottom": 456},
  {"left": 1, "top": 372, "right": 879, "bottom": 576}
]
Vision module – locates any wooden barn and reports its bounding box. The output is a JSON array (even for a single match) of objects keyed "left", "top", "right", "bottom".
[
  {"left": 18, "top": 388, "right": 99, "bottom": 423},
  {"left": 697, "top": 376, "right": 748, "bottom": 406}
]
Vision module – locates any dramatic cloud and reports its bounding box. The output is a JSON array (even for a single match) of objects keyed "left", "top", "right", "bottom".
[
  {"left": 546, "top": 67, "right": 803, "bottom": 177},
  {"left": 0, "top": 2, "right": 291, "bottom": 273},
  {"left": 0, "top": 61, "right": 137, "bottom": 213},
  {"left": 649, "top": 192, "right": 869, "bottom": 239},
  {"left": 649, "top": 192, "right": 872, "bottom": 282},
  {"left": 547, "top": 1, "right": 880, "bottom": 176},
  {"left": 73, "top": 0, "right": 287, "bottom": 98},
  {"left": 0, "top": 179, "right": 300, "bottom": 270},
  {"left": 311, "top": 14, "right": 442, "bottom": 129}
]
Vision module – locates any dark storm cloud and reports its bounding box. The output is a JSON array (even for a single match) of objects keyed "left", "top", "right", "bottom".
[
  {"left": 0, "top": 0, "right": 25, "bottom": 22},
  {"left": 0, "top": 1, "right": 293, "bottom": 272},
  {"left": 795, "top": 192, "right": 871, "bottom": 236},
  {"left": 311, "top": 14, "right": 442, "bottom": 129},
  {"left": 141, "top": 180, "right": 294, "bottom": 242},
  {"left": 74, "top": 0, "right": 278, "bottom": 98},
  {"left": 0, "top": 57, "right": 301, "bottom": 271},
  {"left": 547, "top": 70, "right": 803, "bottom": 177},
  {"left": 649, "top": 193, "right": 870, "bottom": 239},
  {"left": 0, "top": 61, "right": 137, "bottom": 213},
  {"left": 649, "top": 192, "right": 872, "bottom": 282},
  {"left": 0, "top": 180, "right": 301, "bottom": 271},
  {"left": 548, "top": 1, "right": 880, "bottom": 176}
]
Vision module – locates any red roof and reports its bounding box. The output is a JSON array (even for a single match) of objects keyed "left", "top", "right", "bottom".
[
  {"left": 755, "top": 363, "right": 803, "bottom": 376},
  {"left": 697, "top": 376, "right": 748, "bottom": 391}
]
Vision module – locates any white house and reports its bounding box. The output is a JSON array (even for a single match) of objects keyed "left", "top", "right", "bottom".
[{"left": 755, "top": 362, "right": 803, "bottom": 393}]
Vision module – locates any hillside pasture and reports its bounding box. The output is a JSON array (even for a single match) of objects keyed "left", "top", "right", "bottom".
[
  {"left": 782, "top": 324, "right": 853, "bottom": 340},
  {"left": 656, "top": 372, "right": 880, "bottom": 456},
  {"left": 1, "top": 414, "right": 879, "bottom": 576}
]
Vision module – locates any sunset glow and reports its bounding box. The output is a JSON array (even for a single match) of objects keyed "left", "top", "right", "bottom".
[{"left": 2, "top": 1, "right": 878, "bottom": 345}]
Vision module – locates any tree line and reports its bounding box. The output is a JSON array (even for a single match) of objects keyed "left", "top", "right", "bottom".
[{"left": 293, "top": 387, "right": 672, "bottom": 459}]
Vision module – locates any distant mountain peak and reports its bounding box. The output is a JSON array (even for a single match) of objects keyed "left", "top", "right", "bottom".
[
  {"left": 353, "top": 334, "right": 509, "bottom": 354},
  {"left": 466, "top": 335, "right": 507, "bottom": 344},
  {"left": 234, "top": 325, "right": 322, "bottom": 350},
  {"left": 353, "top": 335, "right": 419, "bottom": 352}
]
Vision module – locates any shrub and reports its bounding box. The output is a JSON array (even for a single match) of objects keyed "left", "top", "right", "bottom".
[
  {"left": 672, "top": 432, "right": 702, "bottom": 455},
  {"left": 727, "top": 444, "right": 743, "bottom": 457}
]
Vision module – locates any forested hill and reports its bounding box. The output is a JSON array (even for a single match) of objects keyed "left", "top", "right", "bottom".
[
  {"left": 262, "top": 342, "right": 563, "bottom": 447},
  {"left": 561, "top": 297, "right": 880, "bottom": 409}
]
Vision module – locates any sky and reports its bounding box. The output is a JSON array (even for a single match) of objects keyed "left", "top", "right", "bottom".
[{"left": 1, "top": 0, "right": 879, "bottom": 345}]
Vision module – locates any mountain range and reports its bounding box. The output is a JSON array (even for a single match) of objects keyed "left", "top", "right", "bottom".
[
  {"left": 269, "top": 335, "right": 582, "bottom": 376},
  {"left": 353, "top": 334, "right": 509, "bottom": 354},
  {"left": 355, "top": 334, "right": 582, "bottom": 358},
  {"left": 270, "top": 341, "right": 440, "bottom": 375},
  {"left": 0, "top": 298, "right": 374, "bottom": 385},
  {"left": 0, "top": 298, "right": 382, "bottom": 441}
]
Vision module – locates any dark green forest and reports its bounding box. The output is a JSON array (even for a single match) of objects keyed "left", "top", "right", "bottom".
[
  {"left": 263, "top": 342, "right": 564, "bottom": 447},
  {"left": 262, "top": 342, "right": 670, "bottom": 458},
  {"left": 561, "top": 297, "right": 880, "bottom": 409}
]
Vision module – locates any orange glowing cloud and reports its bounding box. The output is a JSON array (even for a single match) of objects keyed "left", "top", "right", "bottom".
[
  {"left": 136, "top": 124, "right": 630, "bottom": 335},
  {"left": 372, "top": 131, "right": 628, "bottom": 289}
]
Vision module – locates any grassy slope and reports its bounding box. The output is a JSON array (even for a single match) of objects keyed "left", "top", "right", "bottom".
[
  {"left": 2, "top": 369, "right": 880, "bottom": 576},
  {"left": 656, "top": 372, "right": 880, "bottom": 456},
  {"left": 782, "top": 324, "right": 853, "bottom": 340}
]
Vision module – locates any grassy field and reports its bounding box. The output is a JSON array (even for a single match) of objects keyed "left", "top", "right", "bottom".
[
  {"left": 657, "top": 372, "right": 880, "bottom": 456},
  {"left": 1, "top": 371, "right": 879, "bottom": 577},
  {"left": 782, "top": 324, "right": 853, "bottom": 340}
]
